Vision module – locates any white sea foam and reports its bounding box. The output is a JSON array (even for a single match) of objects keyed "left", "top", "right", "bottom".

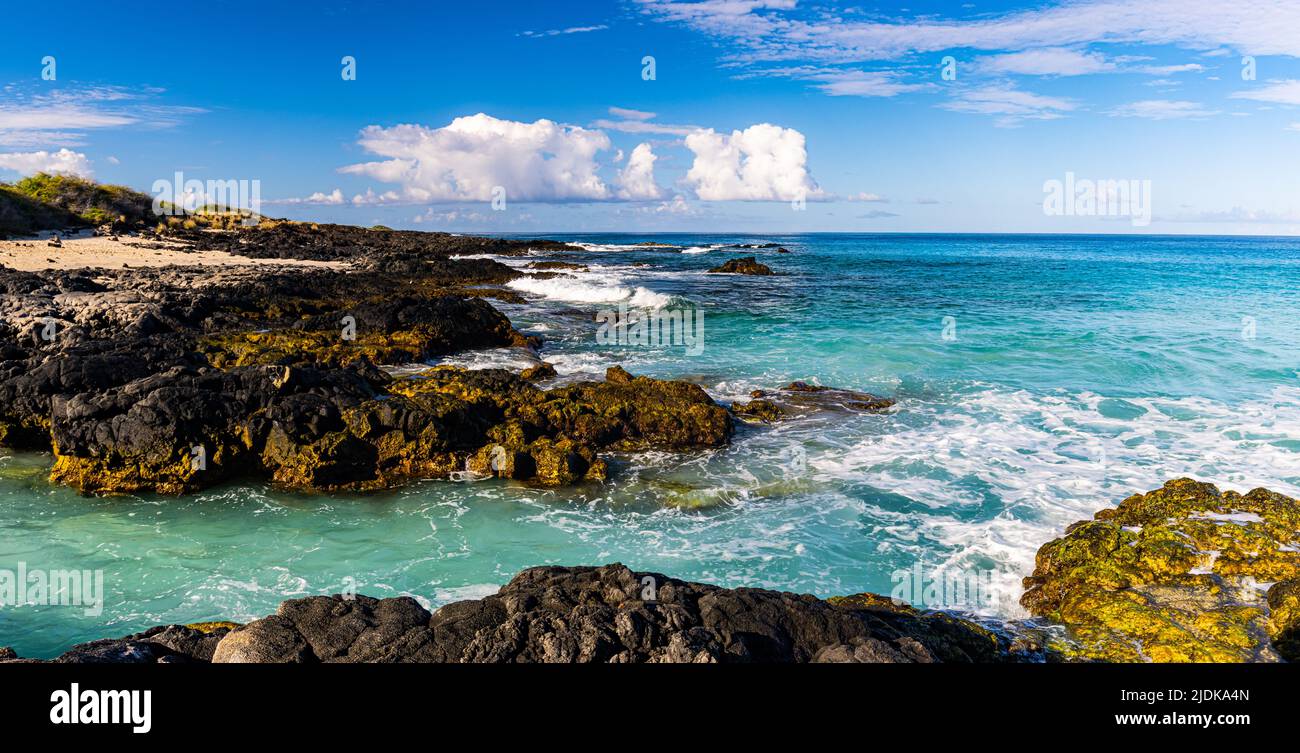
[
  {"left": 572, "top": 242, "right": 660, "bottom": 252},
  {"left": 805, "top": 384, "right": 1300, "bottom": 616},
  {"left": 430, "top": 347, "right": 540, "bottom": 372},
  {"left": 544, "top": 351, "right": 614, "bottom": 377},
  {"left": 432, "top": 583, "right": 503, "bottom": 603},
  {"left": 506, "top": 275, "right": 672, "bottom": 308}
]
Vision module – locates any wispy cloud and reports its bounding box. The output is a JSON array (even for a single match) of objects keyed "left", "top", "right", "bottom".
[
  {"left": 520, "top": 24, "right": 608, "bottom": 38},
  {"left": 1109, "top": 99, "right": 1219, "bottom": 119},
  {"left": 593, "top": 106, "right": 701, "bottom": 136},
  {"left": 977, "top": 48, "right": 1116, "bottom": 77},
  {"left": 941, "top": 84, "right": 1076, "bottom": 126},
  {"left": 607, "top": 106, "right": 656, "bottom": 121},
  {"left": 1232, "top": 79, "right": 1300, "bottom": 105},
  {"left": 0, "top": 85, "right": 202, "bottom": 148},
  {"left": 744, "top": 67, "right": 930, "bottom": 97},
  {"left": 1139, "top": 63, "right": 1207, "bottom": 75},
  {"left": 1161, "top": 206, "right": 1300, "bottom": 223},
  {"left": 637, "top": 0, "right": 1300, "bottom": 62},
  {"left": 636, "top": 0, "right": 1296, "bottom": 115}
]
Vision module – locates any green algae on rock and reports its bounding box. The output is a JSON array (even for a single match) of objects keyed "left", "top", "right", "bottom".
[
  {"left": 732, "top": 382, "right": 895, "bottom": 424},
  {"left": 44, "top": 363, "right": 730, "bottom": 495},
  {"left": 1020, "top": 478, "right": 1300, "bottom": 662},
  {"left": 730, "top": 398, "right": 784, "bottom": 424}
]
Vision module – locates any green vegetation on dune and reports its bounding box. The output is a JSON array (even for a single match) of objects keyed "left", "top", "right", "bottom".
[
  {"left": 0, "top": 183, "right": 84, "bottom": 238},
  {"left": 0, "top": 172, "right": 158, "bottom": 238}
]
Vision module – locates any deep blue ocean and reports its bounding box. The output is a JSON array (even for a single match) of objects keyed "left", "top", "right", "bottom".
[{"left": 3, "top": 233, "right": 1298, "bottom": 657}]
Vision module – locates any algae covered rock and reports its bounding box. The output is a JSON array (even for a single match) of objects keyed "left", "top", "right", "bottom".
[
  {"left": 730, "top": 398, "right": 784, "bottom": 424},
  {"left": 44, "top": 362, "right": 726, "bottom": 494},
  {"left": 202, "top": 295, "right": 529, "bottom": 369},
  {"left": 1020, "top": 478, "right": 1300, "bottom": 662},
  {"left": 741, "top": 381, "right": 895, "bottom": 420},
  {"left": 520, "top": 362, "right": 557, "bottom": 381}
]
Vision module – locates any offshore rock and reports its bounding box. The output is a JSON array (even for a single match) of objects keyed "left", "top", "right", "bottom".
[
  {"left": 743, "top": 381, "right": 895, "bottom": 419},
  {"left": 707, "top": 256, "right": 774, "bottom": 275}
]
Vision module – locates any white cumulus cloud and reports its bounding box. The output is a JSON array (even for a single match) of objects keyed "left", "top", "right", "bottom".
[
  {"left": 0, "top": 148, "right": 93, "bottom": 177},
  {"left": 618, "top": 143, "right": 663, "bottom": 200},
  {"left": 340, "top": 113, "right": 614, "bottom": 202},
  {"left": 683, "top": 123, "right": 822, "bottom": 201}
]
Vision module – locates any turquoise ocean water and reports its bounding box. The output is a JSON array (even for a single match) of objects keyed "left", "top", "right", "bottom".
[{"left": 3, "top": 233, "right": 1299, "bottom": 657}]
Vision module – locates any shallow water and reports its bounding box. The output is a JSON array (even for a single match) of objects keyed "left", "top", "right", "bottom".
[{"left": 3, "top": 233, "right": 1299, "bottom": 658}]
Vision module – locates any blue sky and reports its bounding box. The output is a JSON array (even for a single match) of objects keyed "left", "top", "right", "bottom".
[{"left": 2, "top": 0, "right": 1299, "bottom": 234}]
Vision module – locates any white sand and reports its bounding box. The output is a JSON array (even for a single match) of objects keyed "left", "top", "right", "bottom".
[{"left": 0, "top": 233, "right": 344, "bottom": 271}]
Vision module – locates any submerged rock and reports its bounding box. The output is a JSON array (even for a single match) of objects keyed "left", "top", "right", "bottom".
[
  {"left": 525, "top": 260, "right": 587, "bottom": 271},
  {"left": 740, "top": 381, "right": 895, "bottom": 420},
  {"left": 707, "top": 256, "right": 773, "bottom": 275},
  {"left": 730, "top": 398, "right": 784, "bottom": 424},
  {"left": 1021, "top": 478, "right": 1300, "bottom": 662},
  {"left": 10, "top": 564, "right": 1021, "bottom": 663}
]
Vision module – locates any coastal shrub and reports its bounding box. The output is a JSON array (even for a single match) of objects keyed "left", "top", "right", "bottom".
[
  {"left": 10, "top": 173, "right": 157, "bottom": 227},
  {"left": 0, "top": 184, "right": 83, "bottom": 237},
  {"left": 0, "top": 173, "right": 160, "bottom": 236}
]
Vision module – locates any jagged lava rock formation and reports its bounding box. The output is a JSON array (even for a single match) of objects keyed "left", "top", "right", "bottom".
[
  {"left": 0, "top": 223, "right": 731, "bottom": 494},
  {"left": 2, "top": 565, "right": 1025, "bottom": 663}
]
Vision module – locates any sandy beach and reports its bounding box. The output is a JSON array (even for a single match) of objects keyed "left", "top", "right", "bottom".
[{"left": 0, "top": 232, "right": 345, "bottom": 271}]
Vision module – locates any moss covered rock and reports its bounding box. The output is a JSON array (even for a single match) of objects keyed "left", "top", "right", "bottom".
[
  {"left": 42, "top": 362, "right": 727, "bottom": 495},
  {"left": 1021, "top": 478, "right": 1300, "bottom": 662}
]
